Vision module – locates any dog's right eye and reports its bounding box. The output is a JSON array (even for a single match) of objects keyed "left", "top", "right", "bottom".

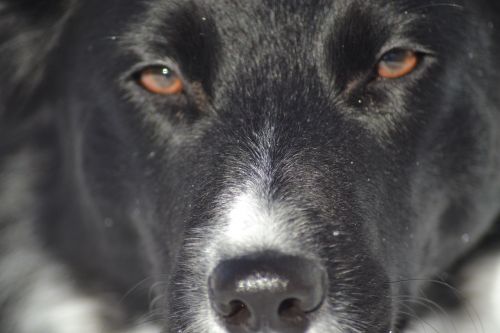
[
  {"left": 377, "top": 50, "right": 419, "bottom": 79},
  {"left": 135, "top": 66, "right": 184, "bottom": 95}
]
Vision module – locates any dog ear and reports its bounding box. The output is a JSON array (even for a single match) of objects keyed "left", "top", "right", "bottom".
[{"left": 0, "top": 0, "right": 74, "bottom": 115}]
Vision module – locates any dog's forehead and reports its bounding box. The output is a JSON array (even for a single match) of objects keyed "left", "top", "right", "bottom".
[
  {"left": 158, "top": 0, "right": 416, "bottom": 19},
  {"left": 121, "top": 0, "right": 458, "bottom": 68},
  {"left": 120, "top": 0, "right": 426, "bottom": 75},
  {"left": 143, "top": 0, "right": 398, "bottom": 36}
]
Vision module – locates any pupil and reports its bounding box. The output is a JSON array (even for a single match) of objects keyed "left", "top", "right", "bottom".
[{"left": 383, "top": 50, "right": 407, "bottom": 63}]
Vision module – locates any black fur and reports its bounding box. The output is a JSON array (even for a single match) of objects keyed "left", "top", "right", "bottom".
[{"left": 1, "top": 0, "right": 499, "bottom": 332}]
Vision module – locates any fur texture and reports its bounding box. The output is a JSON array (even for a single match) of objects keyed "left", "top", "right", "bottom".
[{"left": 0, "top": 0, "right": 499, "bottom": 332}]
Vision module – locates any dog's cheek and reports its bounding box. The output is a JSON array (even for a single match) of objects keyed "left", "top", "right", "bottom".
[{"left": 407, "top": 101, "right": 500, "bottom": 274}]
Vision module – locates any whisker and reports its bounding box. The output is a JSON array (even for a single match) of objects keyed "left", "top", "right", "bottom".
[
  {"left": 119, "top": 276, "right": 154, "bottom": 304},
  {"left": 396, "top": 295, "right": 458, "bottom": 333},
  {"left": 387, "top": 278, "right": 485, "bottom": 333},
  {"left": 397, "top": 305, "right": 439, "bottom": 333},
  {"left": 406, "top": 2, "right": 465, "bottom": 12}
]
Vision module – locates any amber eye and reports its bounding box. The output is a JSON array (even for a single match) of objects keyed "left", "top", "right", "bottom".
[
  {"left": 377, "top": 50, "right": 419, "bottom": 79},
  {"left": 137, "top": 66, "right": 184, "bottom": 95}
]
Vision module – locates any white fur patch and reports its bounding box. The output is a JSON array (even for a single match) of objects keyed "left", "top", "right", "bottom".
[
  {"left": 11, "top": 261, "right": 154, "bottom": 333},
  {"left": 18, "top": 288, "right": 107, "bottom": 333},
  {"left": 125, "top": 325, "right": 162, "bottom": 333},
  {"left": 15, "top": 272, "right": 162, "bottom": 333},
  {"left": 223, "top": 192, "right": 296, "bottom": 251}
]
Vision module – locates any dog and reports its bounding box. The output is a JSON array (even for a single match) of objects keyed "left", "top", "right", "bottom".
[{"left": 0, "top": 0, "right": 499, "bottom": 332}]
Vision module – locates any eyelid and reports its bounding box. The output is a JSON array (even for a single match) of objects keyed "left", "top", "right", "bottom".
[
  {"left": 126, "top": 59, "right": 183, "bottom": 82},
  {"left": 376, "top": 41, "right": 435, "bottom": 61}
]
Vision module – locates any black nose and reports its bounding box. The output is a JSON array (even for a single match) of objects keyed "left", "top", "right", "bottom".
[{"left": 208, "top": 252, "right": 327, "bottom": 333}]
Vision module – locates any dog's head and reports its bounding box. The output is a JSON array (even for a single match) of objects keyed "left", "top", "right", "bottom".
[{"left": 3, "top": 0, "right": 500, "bottom": 332}]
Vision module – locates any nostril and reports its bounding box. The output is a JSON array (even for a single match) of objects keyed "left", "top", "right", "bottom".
[
  {"left": 225, "top": 300, "right": 251, "bottom": 325},
  {"left": 278, "top": 298, "right": 307, "bottom": 323}
]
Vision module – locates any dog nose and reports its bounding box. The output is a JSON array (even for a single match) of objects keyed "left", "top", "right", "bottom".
[{"left": 208, "top": 252, "right": 327, "bottom": 333}]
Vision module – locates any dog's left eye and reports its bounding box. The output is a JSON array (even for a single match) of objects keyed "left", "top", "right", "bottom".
[
  {"left": 136, "top": 66, "right": 184, "bottom": 95},
  {"left": 377, "top": 49, "right": 419, "bottom": 79}
]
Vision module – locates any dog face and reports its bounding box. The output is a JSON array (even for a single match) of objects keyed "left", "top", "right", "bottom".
[{"left": 5, "top": 0, "right": 500, "bottom": 332}]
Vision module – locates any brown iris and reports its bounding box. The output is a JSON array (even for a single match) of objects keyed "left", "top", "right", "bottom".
[
  {"left": 137, "top": 66, "right": 184, "bottom": 95},
  {"left": 377, "top": 50, "right": 419, "bottom": 79}
]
